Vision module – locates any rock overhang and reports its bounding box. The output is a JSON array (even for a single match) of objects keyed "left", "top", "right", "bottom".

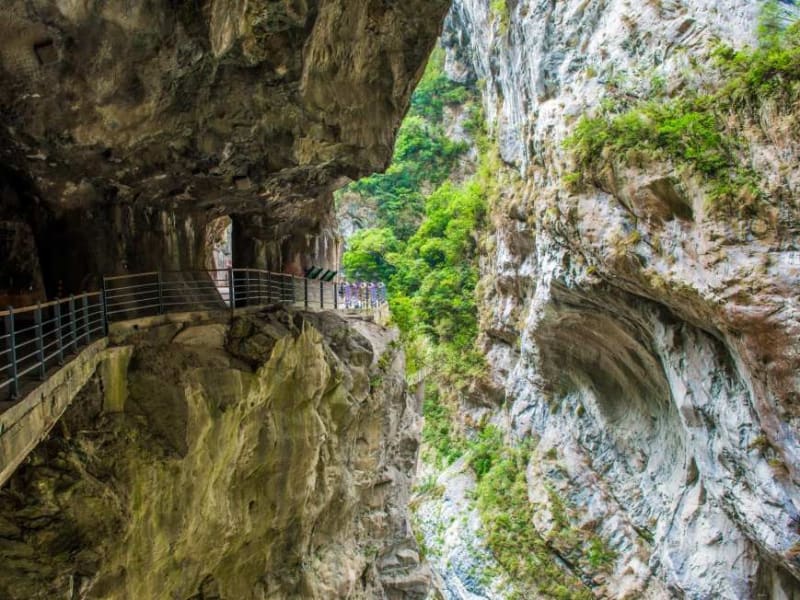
[{"left": 0, "top": 0, "right": 451, "bottom": 293}]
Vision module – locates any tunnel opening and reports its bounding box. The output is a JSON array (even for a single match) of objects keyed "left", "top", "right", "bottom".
[
  {"left": 0, "top": 164, "right": 49, "bottom": 306},
  {"left": 206, "top": 215, "right": 233, "bottom": 296}
]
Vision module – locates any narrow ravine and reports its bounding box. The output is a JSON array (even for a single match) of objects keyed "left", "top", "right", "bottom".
[{"left": 0, "top": 0, "right": 799, "bottom": 598}]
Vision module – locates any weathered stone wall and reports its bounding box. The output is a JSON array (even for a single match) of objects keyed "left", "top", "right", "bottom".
[{"left": 420, "top": 1, "right": 800, "bottom": 598}]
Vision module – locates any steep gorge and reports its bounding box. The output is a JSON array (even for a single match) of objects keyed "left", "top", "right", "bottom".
[
  {"left": 0, "top": 2, "right": 449, "bottom": 598},
  {"left": 1, "top": 0, "right": 800, "bottom": 598}
]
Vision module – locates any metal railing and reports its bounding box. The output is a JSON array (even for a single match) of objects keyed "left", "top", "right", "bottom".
[
  {"left": 1, "top": 293, "right": 105, "bottom": 400},
  {"left": 1, "top": 269, "right": 387, "bottom": 401},
  {"left": 103, "top": 269, "right": 387, "bottom": 320},
  {"left": 103, "top": 270, "right": 233, "bottom": 321}
]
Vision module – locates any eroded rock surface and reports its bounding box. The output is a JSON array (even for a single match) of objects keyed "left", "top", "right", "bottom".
[
  {"left": 0, "top": 0, "right": 449, "bottom": 294},
  {"left": 422, "top": 1, "right": 800, "bottom": 598},
  {"left": 0, "top": 307, "right": 426, "bottom": 599}
]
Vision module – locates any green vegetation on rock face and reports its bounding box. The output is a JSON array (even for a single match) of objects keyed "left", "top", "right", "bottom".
[
  {"left": 565, "top": 99, "right": 763, "bottom": 209},
  {"left": 342, "top": 228, "right": 402, "bottom": 282},
  {"left": 418, "top": 401, "right": 620, "bottom": 599},
  {"left": 716, "top": 16, "right": 800, "bottom": 110},
  {"left": 564, "top": 4, "right": 800, "bottom": 213},
  {"left": 390, "top": 181, "right": 485, "bottom": 359},
  {"left": 466, "top": 429, "right": 615, "bottom": 600},
  {"left": 490, "top": 0, "right": 509, "bottom": 33},
  {"left": 345, "top": 43, "right": 628, "bottom": 600},
  {"left": 421, "top": 386, "right": 467, "bottom": 468},
  {"left": 341, "top": 48, "right": 471, "bottom": 242}
]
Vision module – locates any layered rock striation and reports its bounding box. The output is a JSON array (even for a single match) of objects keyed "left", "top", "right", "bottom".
[
  {"left": 0, "top": 0, "right": 449, "bottom": 296},
  {"left": 425, "top": 0, "right": 800, "bottom": 598}
]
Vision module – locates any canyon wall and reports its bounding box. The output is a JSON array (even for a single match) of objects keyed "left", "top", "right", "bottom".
[
  {"left": 0, "top": 0, "right": 449, "bottom": 297},
  {"left": 421, "top": 0, "right": 800, "bottom": 598},
  {"left": 0, "top": 308, "right": 426, "bottom": 599}
]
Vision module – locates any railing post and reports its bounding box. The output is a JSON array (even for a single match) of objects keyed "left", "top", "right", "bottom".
[
  {"left": 54, "top": 300, "right": 64, "bottom": 365},
  {"left": 5, "top": 308, "right": 19, "bottom": 399},
  {"left": 82, "top": 294, "right": 90, "bottom": 343},
  {"left": 320, "top": 280, "right": 324, "bottom": 309},
  {"left": 35, "top": 303, "right": 45, "bottom": 380},
  {"left": 304, "top": 277, "right": 309, "bottom": 309},
  {"left": 334, "top": 283, "right": 338, "bottom": 310},
  {"left": 69, "top": 295, "right": 77, "bottom": 353},
  {"left": 101, "top": 277, "right": 109, "bottom": 333},
  {"left": 100, "top": 286, "right": 109, "bottom": 337},
  {"left": 266, "top": 271, "right": 272, "bottom": 303},
  {"left": 228, "top": 267, "right": 235, "bottom": 311},
  {"left": 157, "top": 271, "right": 165, "bottom": 315}
]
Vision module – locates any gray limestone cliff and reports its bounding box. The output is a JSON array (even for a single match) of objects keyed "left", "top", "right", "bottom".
[{"left": 417, "top": 1, "right": 800, "bottom": 598}]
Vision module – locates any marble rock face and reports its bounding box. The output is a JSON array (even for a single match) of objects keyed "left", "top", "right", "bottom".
[{"left": 419, "top": 1, "right": 800, "bottom": 598}]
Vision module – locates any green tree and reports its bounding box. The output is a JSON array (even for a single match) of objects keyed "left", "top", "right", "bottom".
[
  {"left": 338, "top": 46, "right": 475, "bottom": 241},
  {"left": 342, "top": 228, "right": 401, "bottom": 282},
  {"left": 390, "top": 182, "right": 486, "bottom": 353}
]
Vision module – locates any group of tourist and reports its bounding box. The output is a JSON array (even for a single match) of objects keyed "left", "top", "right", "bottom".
[{"left": 339, "top": 281, "right": 386, "bottom": 309}]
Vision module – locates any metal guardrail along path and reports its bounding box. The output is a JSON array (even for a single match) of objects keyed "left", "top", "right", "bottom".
[
  {"left": 1, "top": 268, "right": 387, "bottom": 402},
  {"left": 1, "top": 293, "right": 105, "bottom": 401}
]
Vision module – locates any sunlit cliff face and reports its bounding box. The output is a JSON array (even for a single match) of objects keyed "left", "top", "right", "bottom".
[
  {"left": 0, "top": 308, "right": 429, "bottom": 599},
  {"left": 412, "top": 1, "right": 800, "bottom": 598}
]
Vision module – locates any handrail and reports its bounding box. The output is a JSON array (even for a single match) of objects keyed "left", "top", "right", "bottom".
[
  {"left": 1, "top": 268, "right": 387, "bottom": 402},
  {"left": 1, "top": 293, "right": 106, "bottom": 399},
  {"left": 102, "top": 271, "right": 159, "bottom": 282},
  {"left": 0, "top": 292, "right": 101, "bottom": 318}
]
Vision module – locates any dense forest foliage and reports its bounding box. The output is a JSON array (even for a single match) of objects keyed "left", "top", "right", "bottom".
[{"left": 338, "top": 49, "right": 488, "bottom": 376}]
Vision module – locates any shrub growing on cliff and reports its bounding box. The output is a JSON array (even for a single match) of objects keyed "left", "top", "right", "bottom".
[
  {"left": 490, "top": 0, "right": 510, "bottom": 33},
  {"left": 566, "top": 99, "right": 741, "bottom": 177},
  {"left": 468, "top": 432, "right": 599, "bottom": 600},
  {"left": 564, "top": 7, "right": 800, "bottom": 211},
  {"left": 341, "top": 228, "right": 401, "bottom": 281},
  {"left": 342, "top": 47, "right": 475, "bottom": 241},
  {"left": 389, "top": 181, "right": 485, "bottom": 357},
  {"left": 350, "top": 116, "right": 468, "bottom": 240},
  {"left": 411, "top": 47, "right": 474, "bottom": 123},
  {"left": 715, "top": 20, "right": 800, "bottom": 111},
  {"left": 421, "top": 387, "right": 467, "bottom": 467},
  {"left": 564, "top": 97, "right": 760, "bottom": 208}
]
